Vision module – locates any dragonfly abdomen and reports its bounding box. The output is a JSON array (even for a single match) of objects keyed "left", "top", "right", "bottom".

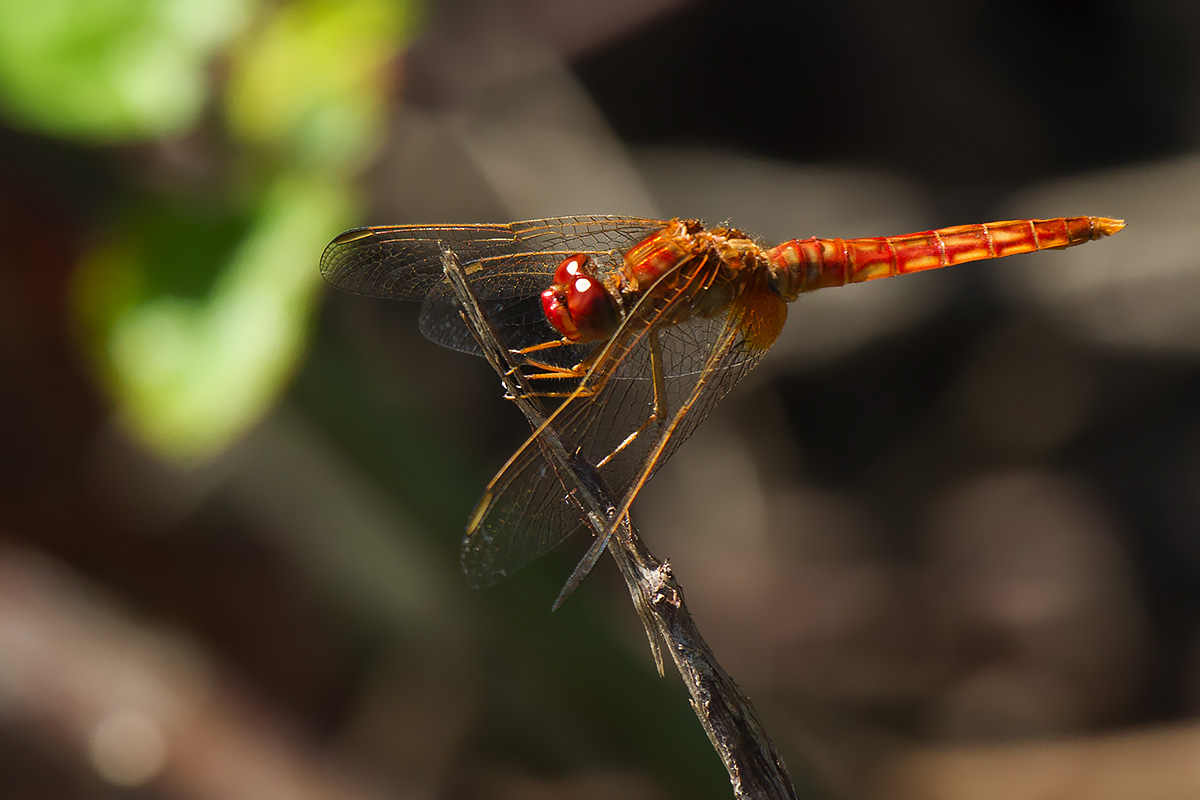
[{"left": 765, "top": 216, "right": 1124, "bottom": 300}]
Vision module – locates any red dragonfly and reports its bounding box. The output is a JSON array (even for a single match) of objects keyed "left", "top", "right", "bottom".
[{"left": 321, "top": 214, "right": 1123, "bottom": 593}]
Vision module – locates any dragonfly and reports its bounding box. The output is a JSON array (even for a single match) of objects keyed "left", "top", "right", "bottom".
[{"left": 321, "top": 214, "right": 1123, "bottom": 598}]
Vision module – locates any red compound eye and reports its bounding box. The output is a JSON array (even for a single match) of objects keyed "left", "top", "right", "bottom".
[
  {"left": 553, "top": 253, "right": 588, "bottom": 284},
  {"left": 541, "top": 254, "right": 619, "bottom": 343}
]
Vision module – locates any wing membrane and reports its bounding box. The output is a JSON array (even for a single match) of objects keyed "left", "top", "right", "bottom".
[
  {"left": 320, "top": 216, "right": 664, "bottom": 359},
  {"left": 320, "top": 215, "right": 664, "bottom": 301}
]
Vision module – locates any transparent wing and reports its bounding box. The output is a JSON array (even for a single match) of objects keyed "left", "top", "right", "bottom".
[
  {"left": 320, "top": 216, "right": 666, "bottom": 361},
  {"left": 461, "top": 263, "right": 786, "bottom": 588}
]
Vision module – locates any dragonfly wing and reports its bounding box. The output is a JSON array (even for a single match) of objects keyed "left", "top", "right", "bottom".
[
  {"left": 320, "top": 216, "right": 665, "bottom": 358},
  {"left": 460, "top": 439, "right": 599, "bottom": 588},
  {"left": 319, "top": 215, "right": 663, "bottom": 301},
  {"left": 460, "top": 275, "right": 786, "bottom": 587},
  {"left": 321, "top": 222, "right": 516, "bottom": 300}
]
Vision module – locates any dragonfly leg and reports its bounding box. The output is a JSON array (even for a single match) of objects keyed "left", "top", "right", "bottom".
[
  {"left": 552, "top": 332, "right": 669, "bottom": 606},
  {"left": 515, "top": 338, "right": 575, "bottom": 355},
  {"left": 519, "top": 360, "right": 585, "bottom": 379},
  {"left": 595, "top": 330, "right": 670, "bottom": 469},
  {"left": 649, "top": 327, "right": 669, "bottom": 429},
  {"left": 513, "top": 389, "right": 595, "bottom": 398},
  {"left": 505, "top": 364, "right": 598, "bottom": 399},
  {"left": 599, "top": 315, "right": 743, "bottom": 551}
]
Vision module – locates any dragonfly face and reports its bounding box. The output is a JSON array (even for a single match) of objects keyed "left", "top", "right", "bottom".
[{"left": 540, "top": 254, "right": 621, "bottom": 343}]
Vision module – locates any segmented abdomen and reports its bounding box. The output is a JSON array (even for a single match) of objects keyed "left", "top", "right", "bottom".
[{"left": 766, "top": 216, "right": 1124, "bottom": 300}]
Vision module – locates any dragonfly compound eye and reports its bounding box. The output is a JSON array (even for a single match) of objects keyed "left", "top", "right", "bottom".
[{"left": 541, "top": 254, "right": 619, "bottom": 343}]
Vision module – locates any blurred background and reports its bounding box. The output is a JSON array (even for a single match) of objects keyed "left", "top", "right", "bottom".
[{"left": 2, "top": 0, "right": 1199, "bottom": 797}]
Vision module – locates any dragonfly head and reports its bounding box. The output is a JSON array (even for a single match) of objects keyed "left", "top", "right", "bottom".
[{"left": 541, "top": 253, "right": 620, "bottom": 343}]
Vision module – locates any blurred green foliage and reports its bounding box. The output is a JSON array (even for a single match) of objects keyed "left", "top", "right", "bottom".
[
  {"left": 226, "top": 0, "right": 404, "bottom": 172},
  {"left": 74, "top": 176, "right": 353, "bottom": 458},
  {"left": 0, "top": 0, "right": 417, "bottom": 461},
  {"left": 0, "top": 0, "right": 252, "bottom": 141}
]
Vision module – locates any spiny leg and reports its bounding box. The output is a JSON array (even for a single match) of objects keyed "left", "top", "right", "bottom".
[
  {"left": 497, "top": 353, "right": 592, "bottom": 399},
  {"left": 596, "top": 329, "right": 670, "bottom": 469},
  {"left": 595, "top": 313, "right": 743, "bottom": 561},
  {"left": 516, "top": 337, "right": 575, "bottom": 355},
  {"left": 520, "top": 362, "right": 585, "bottom": 379},
  {"left": 552, "top": 331, "right": 671, "bottom": 607}
]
